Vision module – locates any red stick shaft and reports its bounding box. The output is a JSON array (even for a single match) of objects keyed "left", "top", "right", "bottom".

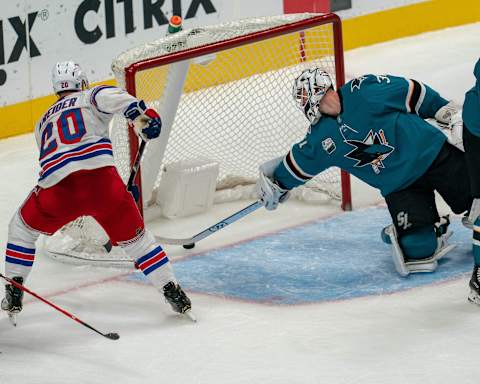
[{"left": 0, "top": 273, "right": 119, "bottom": 340}]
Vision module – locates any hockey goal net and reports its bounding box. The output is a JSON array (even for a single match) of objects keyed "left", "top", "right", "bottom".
[{"left": 43, "top": 13, "right": 351, "bottom": 265}]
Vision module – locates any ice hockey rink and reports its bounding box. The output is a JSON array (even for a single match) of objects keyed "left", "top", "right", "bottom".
[{"left": 1, "top": 22, "right": 479, "bottom": 384}]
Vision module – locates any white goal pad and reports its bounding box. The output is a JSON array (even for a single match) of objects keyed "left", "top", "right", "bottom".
[{"left": 157, "top": 158, "right": 219, "bottom": 218}]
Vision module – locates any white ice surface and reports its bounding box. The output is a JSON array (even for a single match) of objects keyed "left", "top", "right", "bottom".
[{"left": 0, "top": 23, "right": 480, "bottom": 384}]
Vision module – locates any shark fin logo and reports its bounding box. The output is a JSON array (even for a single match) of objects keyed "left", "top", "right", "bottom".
[
  {"left": 344, "top": 129, "right": 394, "bottom": 174},
  {"left": 350, "top": 76, "right": 367, "bottom": 92}
]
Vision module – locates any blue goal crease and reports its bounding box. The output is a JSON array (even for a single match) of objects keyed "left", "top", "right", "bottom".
[{"left": 124, "top": 207, "right": 474, "bottom": 305}]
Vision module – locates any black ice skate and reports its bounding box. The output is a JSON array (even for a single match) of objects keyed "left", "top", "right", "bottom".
[
  {"left": 163, "top": 281, "right": 195, "bottom": 321},
  {"left": 1, "top": 276, "right": 24, "bottom": 326},
  {"left": 468, "top": 266, "right": 480, "bottom": 305}
]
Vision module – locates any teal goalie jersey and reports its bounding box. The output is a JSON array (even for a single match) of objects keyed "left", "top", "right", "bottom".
[{"left": 274, "top": 74, "right": 449, "bottom": 196}]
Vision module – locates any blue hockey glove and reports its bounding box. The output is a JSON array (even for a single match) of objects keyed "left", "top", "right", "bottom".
[
  {"left": 140, "top": 109, "right": 162, "bottom": 140},
  {"left": 124, "top": 100, "right": 162, "bottom": 141}
]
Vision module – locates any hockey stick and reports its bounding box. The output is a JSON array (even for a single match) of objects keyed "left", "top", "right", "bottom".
[
  {"left": 0, "top": 273, "right": 119, "bottom": 340},
  {"left": 126, "top": 139, "right": 147, "bottom": 196},
  {"left": 155, "top": 200, "right": 264, "bottom": 248},
  {"left": 115, "top": 138, "right": 262, "bottom": 249},
  {"left": 106, "top": 141, "right": 262, "bottom": 250},
  {"left": 52, "top": 200, "right": 264, "bottom": 264},
  {"left": 101, "top": 139, "right": 146, "bottom": 253}
]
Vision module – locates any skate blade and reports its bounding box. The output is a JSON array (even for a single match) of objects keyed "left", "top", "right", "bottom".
[
  {"left": 468, "top": 289, "right": 480, "bottom": 305},
  {"left": 184, "top": 310, "right": 197, "bottom": 323},
  {"left": 7, "top": 313, "right": 17, "bottom": 327}
]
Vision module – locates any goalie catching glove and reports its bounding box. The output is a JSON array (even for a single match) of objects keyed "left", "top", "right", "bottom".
[
  {"left": 445, "top": 111, "right": 465, "bottom": 152},
  {"left": 430, "top": 101, "right": 463, "bottom": 151},
  {"left": 434, "top": 101, "right": 458, "bottom": 125},
  {"left": 124, "top": 100, "right": 162, "bottom": 141},
  {"left": 428, "top": 111, "right": 464, "bottom": 152},
  {"left": 255, "top": 157, "right": 290, "bottom": 210}
]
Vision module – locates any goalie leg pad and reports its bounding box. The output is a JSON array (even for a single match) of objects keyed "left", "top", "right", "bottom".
[
  {"left": 381, "top": 221, "right": 455, "bottom": 277},
  {"left": 400, "top": 226, "right": 437, "bottom": 259}
]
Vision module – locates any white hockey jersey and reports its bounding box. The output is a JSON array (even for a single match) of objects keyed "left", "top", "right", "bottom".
[{"left": 34, "top": 85, "right": 139, "bottom": 188}]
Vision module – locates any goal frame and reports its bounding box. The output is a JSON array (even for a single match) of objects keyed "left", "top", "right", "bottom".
[{"left": 123, "top": 13, "right": 352, "bottom": 212}]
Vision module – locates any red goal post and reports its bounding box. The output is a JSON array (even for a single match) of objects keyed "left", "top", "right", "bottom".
[{"left": 112, "top": 12, "right": 352, "bottom": 212}]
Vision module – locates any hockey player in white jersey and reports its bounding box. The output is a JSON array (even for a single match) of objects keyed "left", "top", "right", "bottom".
[{"left": 2, "top": 61, "right": 193, "bottom": 323}]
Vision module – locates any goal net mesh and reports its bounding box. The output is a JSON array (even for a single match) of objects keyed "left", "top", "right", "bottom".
[{"left": 43, "top": 13, "right": 348, "bottom": 265}]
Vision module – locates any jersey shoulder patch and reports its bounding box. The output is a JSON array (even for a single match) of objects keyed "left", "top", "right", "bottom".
[{"left": 89, "top": 85, "right": 117, "bottom": 114}]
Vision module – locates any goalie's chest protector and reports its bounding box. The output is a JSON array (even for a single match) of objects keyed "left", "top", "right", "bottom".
[
  {"left": 34, "top": 91, "right": 115, "bottom": 189},
  {"left": 306, "top": 85, "right": 446, "bottom": 196}
]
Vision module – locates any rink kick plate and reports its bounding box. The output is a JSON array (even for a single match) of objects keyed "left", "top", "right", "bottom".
[{"left": 125, "top": 207, "right": 473, "bottom": 305}]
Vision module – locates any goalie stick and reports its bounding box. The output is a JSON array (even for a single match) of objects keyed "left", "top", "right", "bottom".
[
  {"left": 110, "top": 198, "right": 263, "bottom": 250},
  {"left": 103, "top": 138, "right": 261, "bottom": 251},
  {"left": 155, "top": 200, "right": 263, "bottom": 247},
  {"left": 0, "top": 273, "right": 120, "bottom": 340},
  {"left": 48, "top": 200, "right": 263, "bottom": 265}
]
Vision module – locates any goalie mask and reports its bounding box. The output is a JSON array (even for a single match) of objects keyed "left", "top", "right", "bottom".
[
  {"left": 52, "top": 61, "right": 89, "bottom": 94},
  {"left": 293, "top": 68, "right": 333, "bottom": 124}
]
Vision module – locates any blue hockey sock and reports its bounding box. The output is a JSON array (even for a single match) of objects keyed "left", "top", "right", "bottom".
[
  {"left": 399, "top": 227, "right": 437, "bottom": 260},
  {"left": 473, "top": 218, "right": 480, "bottom": 266}
]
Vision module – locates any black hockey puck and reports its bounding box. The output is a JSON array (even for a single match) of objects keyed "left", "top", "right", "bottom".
[
  {"left": 183, "top": 243, "right": 195, "bottom": 249},
  {"left": 105, "top": 332, "right": 120, "bottom": 340}
]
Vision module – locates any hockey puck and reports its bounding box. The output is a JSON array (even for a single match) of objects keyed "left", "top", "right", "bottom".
[
  {"left": 105, "top": 332, "right": 120, "bottom": 340},
  {"left": 183, "top": 243, "right": 195, "bottom": 249}
]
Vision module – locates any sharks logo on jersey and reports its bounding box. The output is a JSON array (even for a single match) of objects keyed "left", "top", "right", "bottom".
[
  {"left": 350, "top": 76, "right": 367, "bottom": 92},
  {"left": 344, "top": 129, "right": 395, "bottom": 174}
]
